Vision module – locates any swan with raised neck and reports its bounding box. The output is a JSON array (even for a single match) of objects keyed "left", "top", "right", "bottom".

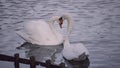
[
  {"left": 60, "top": 14, "right": 73, "bottom": 47},
  {"left": 61, "top": 14, "right": 89, "bottom": 61},
  {"left": 48, "top": 16, "right": 63, "bottom": 45},
  {"left": 16, "top": 16, "right": 64, "bottom": 45}
]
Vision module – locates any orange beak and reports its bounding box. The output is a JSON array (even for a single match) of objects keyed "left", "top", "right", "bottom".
[{"left": 59, "top": 17, "right": 63, "bottom": 29}]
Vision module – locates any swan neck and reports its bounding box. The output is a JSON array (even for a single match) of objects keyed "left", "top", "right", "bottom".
[
  {"left": 49, "top": 18, "right": 59, "bottom": 40},
  {"left": 63, "top": 14, "right": 73, "bottom": 48},
  {"left": 49, "top": 19, "right": 56, "bottom": 33},
  {"left": 64, "top": 15, "right": 73, "bottom": 35},
  {"left": 64, "top": 36, "right": 70, "bottom": 49}
]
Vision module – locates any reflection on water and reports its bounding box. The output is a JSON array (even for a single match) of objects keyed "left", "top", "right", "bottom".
[
  {"left": 23, "top": 42, "right": 63, "bottom": 63},
  {"left": 66, "top": 57, "right": 90, "bottom": 68},
  {"left": 17, "top": 42, "right": 90, "bottom": 68}
]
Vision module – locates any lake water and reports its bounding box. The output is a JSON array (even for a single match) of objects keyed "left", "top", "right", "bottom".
[{"left": 0, "top": 0, "right": 120, "bottom": 68}]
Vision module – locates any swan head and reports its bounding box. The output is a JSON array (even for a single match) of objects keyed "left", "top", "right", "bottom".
[
  {"left": 60, "top": 13, "right": 72, "bottom": 20},
  {"left": 49, "top": 16, "right": 63, "bottom": 29},
  {"left": 59, "top": 13, "right": 73, "bottom": 34},
  {"left": 59, "top": 14, "right": 71, "bottom": 28},
  {"left": 59, "top": 17, "right": 63, "bottom": 29},
  {"left": 59, "top": 13, "right": 72, "bottom": 27},
  {"left": 49, "top": 13, "right": 72, "bottom": 30}
]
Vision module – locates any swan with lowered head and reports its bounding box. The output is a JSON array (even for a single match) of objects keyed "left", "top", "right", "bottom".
[
  {"left": 60, "top": 14, "right": 89, "bottom": 61},
  {"left": 16, "top": 16, "right": 63, "bottom": 46}
]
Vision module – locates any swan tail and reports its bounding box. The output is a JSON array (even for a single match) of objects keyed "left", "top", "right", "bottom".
[{"left": 16, "top": 31, "right": 30, "bottom": 42}]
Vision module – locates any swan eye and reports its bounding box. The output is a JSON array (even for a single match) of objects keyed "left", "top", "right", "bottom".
[{"left": 59, "top": 17, "right": 63, "bottom": 29}]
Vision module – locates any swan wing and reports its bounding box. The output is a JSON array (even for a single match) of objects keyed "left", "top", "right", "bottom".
[{"left": 24, "top": 20, "right": 62, "bottom": 45}]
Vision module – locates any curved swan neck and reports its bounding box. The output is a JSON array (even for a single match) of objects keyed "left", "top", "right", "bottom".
[
  {"left": 49, "top": 16, "right": 60, "bottom": 39},
  {"left": 62, "top": 14, "right": 73, "bottom": 36},
  {"left": 63, "top": 14, "right": 73, "bottom": 47}
]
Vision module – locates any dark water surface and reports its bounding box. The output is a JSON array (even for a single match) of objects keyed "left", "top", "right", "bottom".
[{"left": 0, "top": 0, "right": 120, "bottom": 68}]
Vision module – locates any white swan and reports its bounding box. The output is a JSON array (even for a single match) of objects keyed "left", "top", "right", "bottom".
[
  {"left": 61, "top": 14, "right": 89, "bottom": 61},
  {"left": 16, "top": 16, "right": 63, "bottom": 46}
]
